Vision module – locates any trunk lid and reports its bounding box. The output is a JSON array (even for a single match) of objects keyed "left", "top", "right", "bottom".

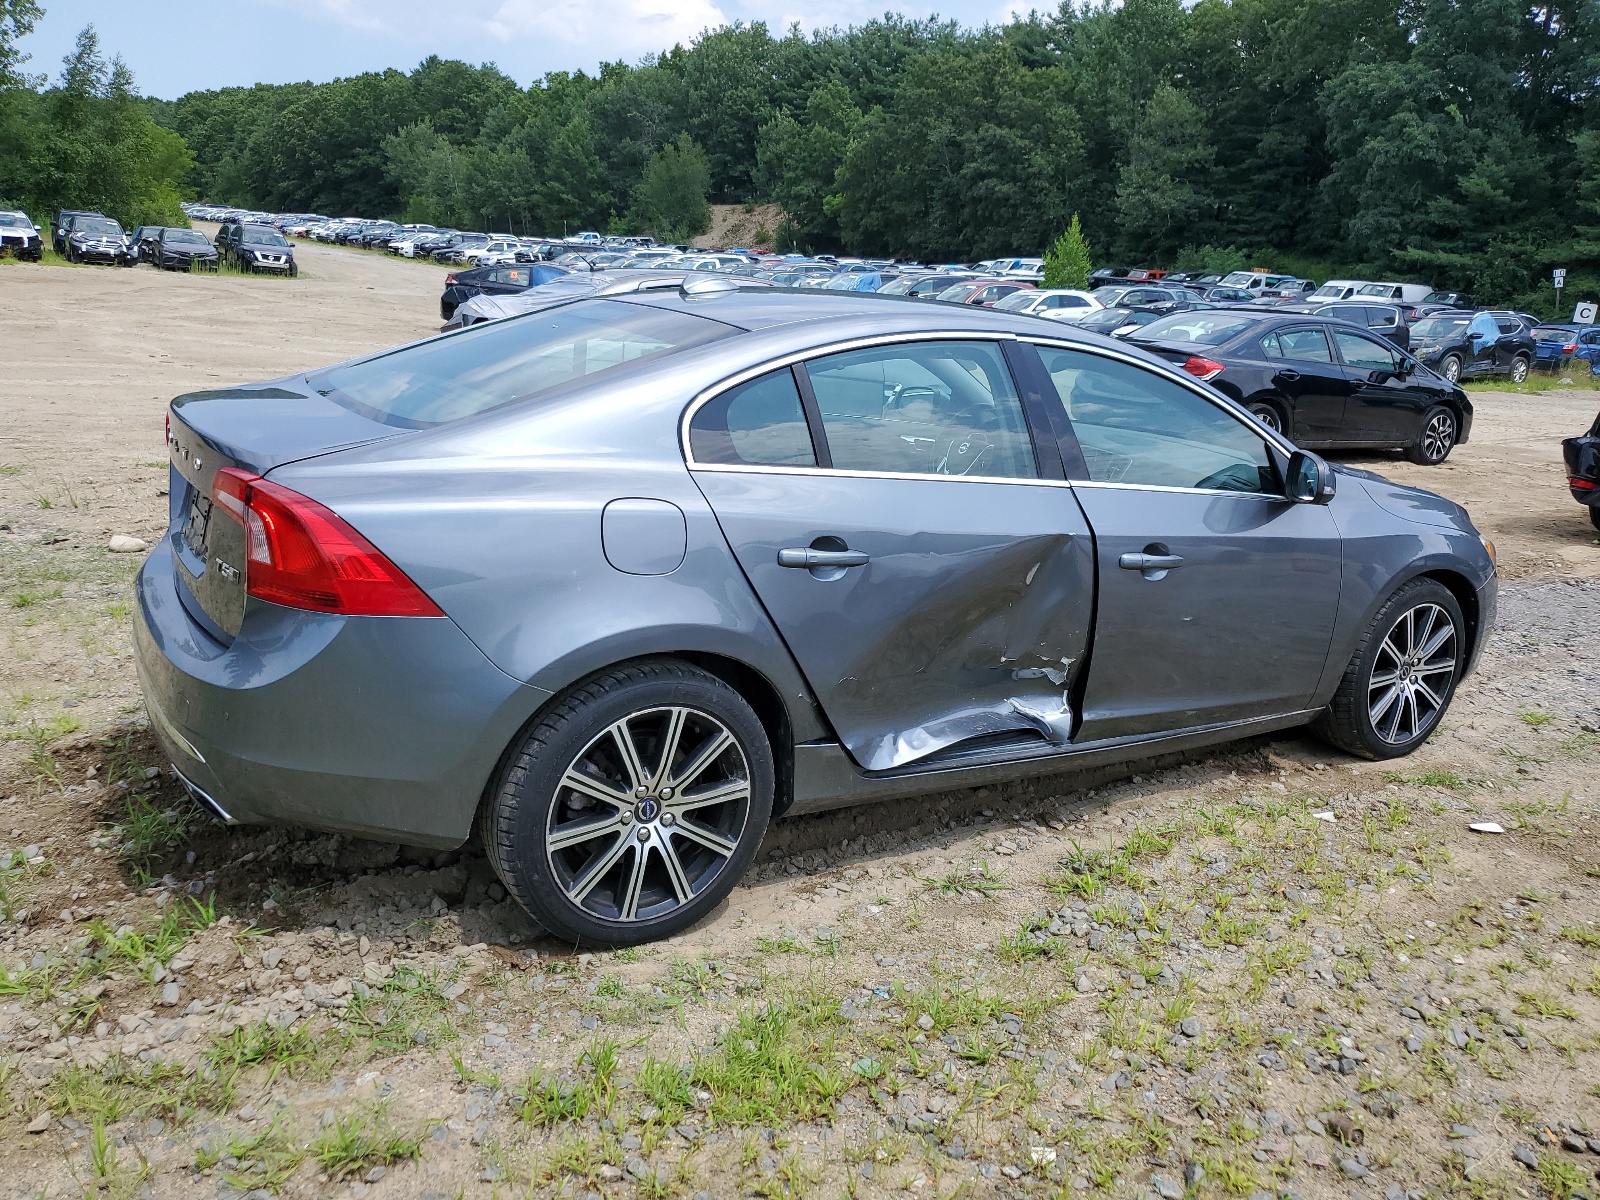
[{"left": 166, "top": 384, "right": 404, "bottom": 642}]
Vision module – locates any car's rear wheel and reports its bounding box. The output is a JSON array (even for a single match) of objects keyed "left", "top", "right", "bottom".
[
  {"left": 1510, "top": 356, "right": 1530, "bottom": 383},
  {"left": 1246, "top": 401, "right": 1283, "bottom": 434},
  {"left": 1589, "top": 505, "right": 1600, "bottom": 533},
  {"left": 1314, "top": 578, "right": 1464, "bottom": 760},
  {"left": 480, "top": 660, "right": 773, "bottom": 947},
  {"left": 1439, "top": 354, "right": 1462, "bottom": 383},
  {"left": 1405, "top": 405, "right": 1457, "bottom": 464}
]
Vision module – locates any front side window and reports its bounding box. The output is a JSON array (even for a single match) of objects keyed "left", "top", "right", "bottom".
[
  {"left": 804, "top": 341, "right": 1037, "bottom": 479},
  {"left": 1333, "top": 329, "right": 1402, "bottom": 370},
  {"left": 1033, "top": 345, "right": 1276, "bottom": 494},
  {"left": 689, "top": 368, "right": 816, "bottom": 468}
]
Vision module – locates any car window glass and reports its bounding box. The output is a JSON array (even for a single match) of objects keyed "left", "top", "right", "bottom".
[
  {"left": 804, "top": 341, "right": 1038, "bottom": 479},
  {"left": 689, "top": 368, "right": 816, "bottom": 468},
  {"left": 1367, "top": 308, "right": 1396, "bottom": 328},
  {"left": 1467, "top": 313, "right": 1499, "bottom": 339},
  {"left": 1268, "top": 327, "right": 1333, "bottom": 362},
  {"left": 1333, "top": 329, "right": 1402, "bottom": 370},
  {"left": 1495, "top": 318, "right": 1520, "bottom": 334},
  {"left": 1032, "top": 345, "right": 1276, "bottom": 493}
]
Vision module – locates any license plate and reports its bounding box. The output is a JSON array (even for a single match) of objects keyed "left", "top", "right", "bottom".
[{"left": 181, "top": 492, "right": 212, "bottom": 560}]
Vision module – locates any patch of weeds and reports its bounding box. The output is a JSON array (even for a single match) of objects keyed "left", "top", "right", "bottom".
[
  {"left": 593, "top": 973, "right": 627, "bottom": 1000},
  {"left": 110, "top": 793, "right": 195, "bottom": 882},
  {"left": 88, "top": 1116, "right": 150, "bottom": 1199},
  {"left": 46, "top": 1054, "right": 234, "bottom": 1123},
  {"left": 1514, "top": 989, "right": 1576, "bottom": 1020},
  {"left": 344, "top": 960, "right": 461, "bottom": 1054},
  {"left": 1384, "top": 770, "right": 1466, "bottom": 789},
  {"left": 1045, "top": 840, "right": 1144, "bottom": 901},
  {"left": 690, "top": 996, "right": 851, "bottom": 1124},
  {"left": 311, "top": 1103, "right": 425, "bottom": 1179},
  {"left": 517, "top": 1038, "right": 618, "bottom": 1125},
  {"left": 196, "top": 1116, "right": 306, "bottom": 1191},
  {"left": 1560, "top": 926, "right": 1600, "bottom": 950},
  {"left": 1518, "top": 710, "right": 1557, "bottom": 728},
  {"left": 756, "top": 932, "right": 804, "bottom": 955},
  {"left": 920, "top": 860, "right": 1008, "bottom": 899},
  {"left": 206, "top": 1019, "right": 339, "bottom": 1083},
  {"left": 635, "top": 1056, "right": 694, "bottom": 1124},
  {"left": 1538, "top": 1153, "right": 1587, "bottom": 1200}
]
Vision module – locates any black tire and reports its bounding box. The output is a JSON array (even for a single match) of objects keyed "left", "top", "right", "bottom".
[
  {"left": 288, "top": 262, "right": 298, "bottom": 278},
  {"left": 1246, "top": 401, "right": 1284, "bottom": 434},
  {"left": 1313, "top": 578, "right": 1464, "bottom": 760},
  {"left": 1589, "top": 505, "right": 1600, "bottom": 533},
  {"left": 1439, "top": 354, "right": 1462, "bottom": 383},
  {"left": 479, "top": 659, "right": 774, "bottom": 947},
  {"left": 1510, "top": 355, "right": 1530, "bottom": 384},
  {"left": 1405, "top": 405, "right": 1457, "bottom": 465}
]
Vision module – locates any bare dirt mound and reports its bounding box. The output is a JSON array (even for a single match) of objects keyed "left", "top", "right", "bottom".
[{"left": 694, "top": 203, "right": 784, "bottom": 251}]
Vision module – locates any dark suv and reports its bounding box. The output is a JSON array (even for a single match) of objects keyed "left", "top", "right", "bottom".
[
  {"left": 217, "top": 221, "right": 297, "bottom": 275},
  {"left": 1407, "top": 310, "right": 1534, "bottom": 384}
]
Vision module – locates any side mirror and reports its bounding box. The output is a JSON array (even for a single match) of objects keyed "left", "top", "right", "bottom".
[
  {"left": 1287, "top": 450, "right": 1337, "bottom": 504},
  {"left": 1467, "top": 331, "right": 1484, "bottom": 342}
]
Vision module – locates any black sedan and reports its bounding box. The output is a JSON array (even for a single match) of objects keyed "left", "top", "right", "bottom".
[
  {"left": 1126, "top": 309, "right": 1471, "bottom": 464},
  {"left": 1407, "top": 310, "right": 1533, "bottom": 383},
  {"left": 439, "top": 263, "right": 568, "bottom": 321},
  {"left": 152, "top": 227, "right": 219, "bottom": 271},
  {"left": 1564, "top": 408, "right": 1600, "bottom": 531},
  {"left": 62, "top": 215, "right": 130, "bottom": 265}
]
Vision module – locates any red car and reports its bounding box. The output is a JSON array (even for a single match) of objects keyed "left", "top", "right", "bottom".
[{"left": 933, "top": 278, "right": 1035, "bottom": 307}]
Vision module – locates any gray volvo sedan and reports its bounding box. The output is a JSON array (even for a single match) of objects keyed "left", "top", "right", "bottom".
[{"left": 136, "top": 281, "right": 1497, "bottom": 945}]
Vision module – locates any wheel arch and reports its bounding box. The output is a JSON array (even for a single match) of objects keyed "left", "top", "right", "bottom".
[
  {"left": 471, "top": 649, "right": 809, "bottom": 848},
  {"left": 1418, "top": 567, "right": 1483, "bottom": 666},
  {"left": 1241, "top": 391, "right": 1289, "bottom": 430}
]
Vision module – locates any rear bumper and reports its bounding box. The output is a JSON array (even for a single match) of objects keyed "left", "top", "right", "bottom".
[{"left": 133, "top": 536, "right": 551, "bottom": 847}]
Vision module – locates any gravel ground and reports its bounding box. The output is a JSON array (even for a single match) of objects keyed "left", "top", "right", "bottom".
[{"left": 2, "top": 245, "right": 1600, "bottom": 1199}]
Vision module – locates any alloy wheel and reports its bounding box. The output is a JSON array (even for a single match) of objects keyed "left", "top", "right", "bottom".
[
  {"left": 1421, "top": 411, "right": 1455, "bottom": 462},
  {"left": 1367, "top": 602, "right": 1457, "bottom": 745},
  {"left": 1248, "top": 404, "right": 1282, "bottom": 433},
  {"left": 545, "top": 706, "right": 750, "bottom": 923},
  {"left": 1441, "top": 356, "right": 1461, "bottom": 382},
  {"left": 1511, "top": 357, "right": 1529, "bottom": 383}
]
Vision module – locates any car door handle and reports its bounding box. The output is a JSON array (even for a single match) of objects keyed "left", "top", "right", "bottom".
[
  {"left": 778, "top": 547, "right": 870, "bottom": 569},
  {"left": 1276, "top": 369, "right": 1300, "bottom": 381},
  {"left": 1119, "top": 552, "right": 1184, "bottom": 571}
]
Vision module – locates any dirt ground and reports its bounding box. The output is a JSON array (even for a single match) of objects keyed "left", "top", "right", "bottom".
[{"left": 2, "top": 245, "right": 1600, "bottom": 1200}]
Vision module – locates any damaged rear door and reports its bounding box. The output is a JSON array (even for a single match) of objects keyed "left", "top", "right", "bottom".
[{"left": 686, "top": 338, "right": 1094, "bottom": 772}]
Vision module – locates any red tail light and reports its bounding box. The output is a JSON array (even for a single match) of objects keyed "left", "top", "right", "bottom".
[
  {"left": 1565, "top": 343, "right": 1578, "bottom": 353},
  {"left": 1572, "top": 477, "right": 1597, "bottom": 490},
  {"left": 210, "top": 468, "right": 442, "bottom": 616},
  {"left": 1182, "top": 355, "right": 1226, "bottom": 382},
  {"left": 444, "top": 274, "right": 456, "bottom": 285}
]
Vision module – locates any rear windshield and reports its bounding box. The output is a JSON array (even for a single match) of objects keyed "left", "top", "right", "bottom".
[
  {"left": 309, "top": 298, "right": 736, "bottom": 429},
  {"left": 1532, "top": 327, "right": 1575, "bottom": 343},
  {"left": 1130, "top": 313, "right": 1260, "bottom": 345}
]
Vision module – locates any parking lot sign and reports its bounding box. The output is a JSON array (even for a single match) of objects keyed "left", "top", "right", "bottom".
[
  {"left": 1555, "top": 268, "right": 1568, "bottom": 286},
  {"left": 1576, "top": 301, "right": 1598, "bottom": 323}
]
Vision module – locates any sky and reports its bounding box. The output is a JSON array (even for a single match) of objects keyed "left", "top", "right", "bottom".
[{"left": 14, "top": 0, "right": 1037, "bottom": 99}]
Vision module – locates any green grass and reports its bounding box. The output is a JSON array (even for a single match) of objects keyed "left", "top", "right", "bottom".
[
  {"left": 1464, "top": 371, "right": 1600, "bottom": 394},
  {"left": 1518, "top": 710, "right": 1557, "bottom": 727},
  {"left": 311, "top": 1103, "right": 426, "bottom": 1178},
  {"left": 45, "top": 1054, "right": 235, "bottom": 1123},
  {"left": 206, "top": 1019, "right": 340, "bottom": 1083}
]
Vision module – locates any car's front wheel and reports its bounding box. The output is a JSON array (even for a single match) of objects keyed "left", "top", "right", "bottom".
[
  {"left": 1406, "top": 405, "right": 1457, "bottom": 464},
  {"left": 480, "top": 660, "right": 774, "bottom": 947},
  {"left": 1589, "top": 505, "right": 1600, "bottom": 533},
  {"left": 1315, "top": 578, "right": 1464, "bottom": 760}
]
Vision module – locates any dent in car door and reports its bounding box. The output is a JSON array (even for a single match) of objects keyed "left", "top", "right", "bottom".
[
  {"left": 1031, "top": 343, "right": 1341, "bottom": 738},
  {"left": 686, "top": 345, "right": 1095, "bottom": 772}
]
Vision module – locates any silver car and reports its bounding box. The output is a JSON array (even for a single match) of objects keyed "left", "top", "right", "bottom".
[{"left": 136, "top": 283, "right": 1497, "bottom": 945}]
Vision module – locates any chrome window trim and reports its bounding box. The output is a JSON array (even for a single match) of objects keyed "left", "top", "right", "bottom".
[{"left": 680, "top": 330, "right": 1043, "bottom": 487}]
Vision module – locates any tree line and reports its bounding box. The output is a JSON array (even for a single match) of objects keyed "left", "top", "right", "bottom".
[{"left": 3, "top": 0, "right": 1598, "bottom": 312}]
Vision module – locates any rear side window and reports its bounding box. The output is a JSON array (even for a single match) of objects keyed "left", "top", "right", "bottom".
[
  {"left": 1495, "top": 318, "right": 1521, "bottom": 335},
  {"left": 804, "top": 341, "right": 1038, "bottom": 479},
  {"left": 689, "top": 368, "right": 816, "bottom": 468},
  {"left": 1032, "top": 345, "right": 1276, "bottom": 494},
  {"left": 311, "top": 299, "right": 736, "bottom": 429},
  {"left": 1262, "top": 328, "right": 1333, "bottom": 362}
]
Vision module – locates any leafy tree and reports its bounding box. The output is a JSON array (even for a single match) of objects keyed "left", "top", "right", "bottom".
[
  {"left": 633, "top": 132, "right": 710, "bottom": 243},
  {"left": 1043, "top": 214, "right": 1092, "bottom": 289}
]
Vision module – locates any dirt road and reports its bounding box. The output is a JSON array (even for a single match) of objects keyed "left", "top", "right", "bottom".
[{"left": 3, "top": 247, "right": 1600, "bottom": 1199}]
